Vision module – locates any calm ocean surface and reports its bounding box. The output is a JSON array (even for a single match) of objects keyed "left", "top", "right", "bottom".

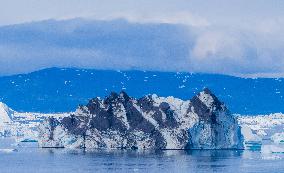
[{"left": 0, "top": 139, "right": 284, "bottom": 173}]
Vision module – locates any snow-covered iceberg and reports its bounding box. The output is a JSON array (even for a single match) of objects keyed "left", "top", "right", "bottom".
[
  {"left": 38, "top": 88, "right": 244, "bottom": 150},
  {"left": 1, "top": 89, "right": 284, "bottom": 152},
  {"left": 0, "top": 102, "right": 68, "bottom": 141},
  {"left": 238, "top": 113, "right": 284, "bottom": 151}
]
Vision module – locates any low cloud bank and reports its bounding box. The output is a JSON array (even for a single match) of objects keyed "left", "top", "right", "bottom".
[{"left": 0, "top": 18, "right": 283, "bottom": 77}]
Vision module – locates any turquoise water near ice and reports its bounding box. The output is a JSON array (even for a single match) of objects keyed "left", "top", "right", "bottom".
[{"left": 1, "top": 139, "right": 284, "bottom": 173}]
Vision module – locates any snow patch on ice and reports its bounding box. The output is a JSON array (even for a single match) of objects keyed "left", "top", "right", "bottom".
[
  {"left": 114, "top": 103, "right": 130, "bottom": 129},
  {"left": 241, "top": 125, "right": 261, "bottom": 142},
  {"left": 197, "top": 91, "right": 214, "bottom": 109},
  {"left": 133, "top": 104, "right": 158, "bottom": 128}
]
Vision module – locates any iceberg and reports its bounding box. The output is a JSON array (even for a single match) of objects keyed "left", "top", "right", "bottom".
[
  {"left": 38, "top": 89, "right": 244, "bottom": 150},
  {"left": 0, "top": 102, "right": 68, "bottom": 141}
]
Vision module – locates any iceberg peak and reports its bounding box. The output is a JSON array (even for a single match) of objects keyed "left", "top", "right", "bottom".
[{"left": 38, "top": 89, "right": 244, "bottom": 150}]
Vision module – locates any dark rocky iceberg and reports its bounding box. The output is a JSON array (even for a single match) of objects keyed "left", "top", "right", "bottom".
[{"left": 38, "top": 88, "right": 244, "bottom": 150}]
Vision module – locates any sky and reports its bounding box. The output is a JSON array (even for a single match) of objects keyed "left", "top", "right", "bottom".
[{"left": 0, "top": 0, "right": 284, "bottom": 77}]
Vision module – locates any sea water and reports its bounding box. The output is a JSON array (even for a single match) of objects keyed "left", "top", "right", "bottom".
[{"left": 0, "top": 139, "right": 284, "bottom": 173}]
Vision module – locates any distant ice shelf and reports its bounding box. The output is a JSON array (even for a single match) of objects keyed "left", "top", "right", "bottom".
[
  {"left": 0, "top": 102, "right": 69, "bottom": 142},
  {"left": 0, "top": 100, "right": 284, "bottom": 152},
  {"left": 237, "top": 113, "right": 284, "bottom": 152}
]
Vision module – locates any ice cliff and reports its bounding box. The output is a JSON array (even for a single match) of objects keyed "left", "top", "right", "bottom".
[
  {"left": 0, "top": 102, "right": 68, "bottom": 141},
  {"left": 238, "top": 113, "right": 284, "bottom": 152},
  {"left": 38, "top": 88, "right": 244, "bottom": 150}
]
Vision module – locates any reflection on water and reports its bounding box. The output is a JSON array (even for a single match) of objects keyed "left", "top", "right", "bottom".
[{"left": 0, "top": 139, "right": 284, "bottom": 173}]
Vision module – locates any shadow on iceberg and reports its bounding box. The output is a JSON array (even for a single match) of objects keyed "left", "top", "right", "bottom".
[{"left": 38, "top": 88, "right": 244, "bottom": 150}]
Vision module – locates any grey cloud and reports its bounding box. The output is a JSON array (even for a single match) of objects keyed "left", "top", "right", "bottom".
[{"left": 0, "top": 18, "right": 284, "bottom": 77}]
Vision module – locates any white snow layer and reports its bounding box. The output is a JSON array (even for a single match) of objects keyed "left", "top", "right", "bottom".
[
  {"left": 197, "top": 91, "right": 214, "bottom": 110},
  {"left": 238, "top": 113, "right": 284, "bottom": 152},
  {"left": 0, "top": 102, "right": 69, "bottom": 142},
  {"left": 1, "top": 99, "right": 284, "bottom": 152}
]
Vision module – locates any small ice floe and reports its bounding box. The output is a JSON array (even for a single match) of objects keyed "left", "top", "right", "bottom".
[
  {"left": 262, "top": 154, "right": 282, "bottom": 160},
  {"left": 271, "top": 133, "right": 284, "bottom": 144},
  {"left": 261, "top": 144, "right": 284, "bottom": 160},
  {"left": 241, "top": 126, "right": 262, "bottom": 150},
  {"left": 262, "top": 145, "right": 284, "bottom": 154},
  {"left": 0, "top": 149, "right": 17, "bottom": 153}
]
